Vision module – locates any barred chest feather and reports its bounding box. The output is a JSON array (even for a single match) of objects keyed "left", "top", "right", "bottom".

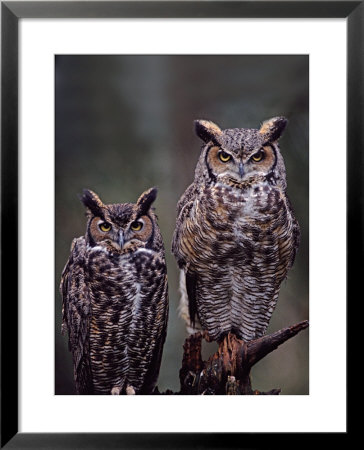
[
  {"left": 85, "top": 247, "right": 166, "bottom": 394},
  {"left": 181, "top": 180, "right": 297, "bottom": 341},
  {"left": 187, "top": 181, "right": 292, "bottom": 260}
]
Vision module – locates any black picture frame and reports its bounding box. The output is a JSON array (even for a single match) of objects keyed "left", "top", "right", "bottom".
[{"left": 1, "top": 1, "right": 357, "bottom": 448}]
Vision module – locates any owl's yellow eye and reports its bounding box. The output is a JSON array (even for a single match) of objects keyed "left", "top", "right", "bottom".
[
  {"left": 218, "top": 150, "right": 232, "bottom": 163},
  {"left": 252, "top": 150, "right": 265, "bottom": 162},
  {"left": 99, "top": 222, "right": 111, "bottom": 232},
  {"left": 131, "top": 221, "right": 143, "bottom": 232}
]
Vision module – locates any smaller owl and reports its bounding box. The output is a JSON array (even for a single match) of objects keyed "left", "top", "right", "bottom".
[{"left": 60, "top": 187, "right": 168, "bottom": 395}]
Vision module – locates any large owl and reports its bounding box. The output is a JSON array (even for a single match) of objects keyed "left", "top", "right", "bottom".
[
  {"left": 172, "top": 117, "right": 300, "bottom": 342},
  {"left": 60, "top": 187, "right": 168, "bottom": 394}
]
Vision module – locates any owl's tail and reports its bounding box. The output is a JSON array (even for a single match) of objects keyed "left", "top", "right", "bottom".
[{"left": 178, "top": 269, "right": 203, "bottom": 335}]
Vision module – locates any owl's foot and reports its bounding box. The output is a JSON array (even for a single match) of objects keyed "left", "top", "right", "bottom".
[
  {"left": 202, "top": 330, "right": 212, "bottom": 342},
  {"left": 226, "top": 375, "right": 240, "bottom": 395},
  {"left": 111, "top": 386, "right": 122, "bottom": 395},
  {"left": 126, "top": 385, "right": 136, "bottom": 395}
]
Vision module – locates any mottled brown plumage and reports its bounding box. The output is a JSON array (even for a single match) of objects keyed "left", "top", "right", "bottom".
[
  {"left": 172, "top": 117, "right": 300, "bottom": 342},
  {"left": 61, "top": 188, "right": 168, "bottom": 394}
]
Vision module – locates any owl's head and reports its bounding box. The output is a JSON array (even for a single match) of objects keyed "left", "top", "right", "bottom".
[
  {"left": 80, "top": 187, "right": 163, "bottom": 254},
  {"left": 194, "top": 117, "right": 288, "bottom": 189}
]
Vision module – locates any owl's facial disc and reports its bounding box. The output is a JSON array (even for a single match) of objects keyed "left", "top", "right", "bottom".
[
  {"left": 89, "top": 215, "right": 153, "bottom": 252},
  {"left": 207, "top": 144, "right": 276, "bottom": 185}
]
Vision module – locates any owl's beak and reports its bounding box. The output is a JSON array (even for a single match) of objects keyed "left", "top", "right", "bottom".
[
  {"left": 238, "top": 163, "right": 245, "bottom": 178},
  {"left": 118, "top": 231, "right": 125, "bottom": 248}
]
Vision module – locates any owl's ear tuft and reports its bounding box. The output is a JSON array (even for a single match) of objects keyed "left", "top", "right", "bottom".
[
  {"left": 259, "top": 116, "right": 287, "bottom": 142},
  {"left": 136, "top": 187, "right": 158, "bottom": 216},
  {"left": 80, "top": 189, "right": 105, "bottom": 216},
  {"left": 194, "top": 119, "right": 222, "bottom": 144}
]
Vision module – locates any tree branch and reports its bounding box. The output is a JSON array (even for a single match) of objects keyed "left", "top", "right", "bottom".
[
  {"left": 246, "top": 320, "right": 309, "bottom": 367},
  {"left": 174, "top": 320, "right": 309, "bottom": 395}
]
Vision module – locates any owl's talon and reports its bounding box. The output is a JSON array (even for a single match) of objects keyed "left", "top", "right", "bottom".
[
  {"left": 202, "top": 330, "right": 212, "bottom": 342},
  {"left": 126, "top": 385, "right": 136, "bottom": 395},
  {"left": 111, "top": 386, "right": 121, "bottom": 395}
]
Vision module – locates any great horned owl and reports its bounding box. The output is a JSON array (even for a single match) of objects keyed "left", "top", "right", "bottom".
[
  {"left": 60, "top": 187, "right": 169, "bottom": 394},
  {"left": 172, "top": 117, "right": 300, "bottom": 342}
]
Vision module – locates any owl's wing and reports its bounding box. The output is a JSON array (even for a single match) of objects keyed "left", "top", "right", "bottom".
[
  {"left": 185, "top": 269, "right": 198, "bottom": 329},
  {"left": 288, "top": 217, "right": 300, "bottom": 272},
  {"left": 172, "top": 183, "right": 201, "bottom": 330},
  {"left": 141, "top": 267, "right": 169, "bottom": 394},
  {"left": 285, "top": 197, "right": 301, "bottom": 272},
  {"left": 60, "top": 237, "right": 93, "bottom": 394},
  {"left": 172, "top": 182, "right": 196, "bottom": 268},
  {"left": 176, "top": 183, "right": 196, "bottom": 216}
]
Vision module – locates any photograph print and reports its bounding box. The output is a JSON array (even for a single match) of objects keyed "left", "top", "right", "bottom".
[{"left": 55, "top": 55, "right": 309, "bottom": 395}]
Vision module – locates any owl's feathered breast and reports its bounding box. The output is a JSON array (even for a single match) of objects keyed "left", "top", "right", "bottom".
[
  {"left": 88, "top": 246, "right": 168, "bottom": 394},
  {"left": 172, "top": 180, "right": 300, "bottom": 341},
  {"left": 62, "top": 240, "right": 168, "bottom": 394}
]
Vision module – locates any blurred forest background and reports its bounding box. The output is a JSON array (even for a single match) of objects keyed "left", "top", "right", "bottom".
[{"left": 55, "top": 55, "right": 309, "bottom": 395}]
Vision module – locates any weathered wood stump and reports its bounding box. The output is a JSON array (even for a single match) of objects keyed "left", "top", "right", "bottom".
[{"left": 179, "top": 320, "right": 309, "bottom": 395}]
